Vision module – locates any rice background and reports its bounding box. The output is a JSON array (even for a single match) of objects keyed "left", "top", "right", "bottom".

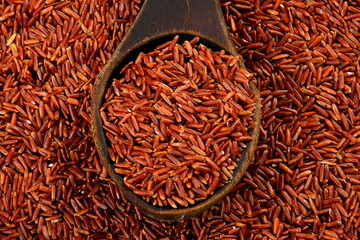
[{"left": 0, "top": 0, "right": 359, "bottom": 239}]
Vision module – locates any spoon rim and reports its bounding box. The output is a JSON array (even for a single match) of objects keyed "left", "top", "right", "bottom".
[{"left": 91, "top": 34, "right": 261, "bottom": 221}]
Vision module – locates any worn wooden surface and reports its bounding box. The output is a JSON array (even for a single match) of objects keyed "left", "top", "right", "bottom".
[{"left": 91, "top": 0, "right": 260, "bottom": 221}]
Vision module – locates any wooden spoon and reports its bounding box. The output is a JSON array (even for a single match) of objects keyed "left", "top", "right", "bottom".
[{"left": 91, "top": 0, "right": 261, "bottom": 221}]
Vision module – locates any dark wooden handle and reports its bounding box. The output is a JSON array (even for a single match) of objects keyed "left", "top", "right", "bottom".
[
  {"left": 133, "top": 0, "right": 235, "bottom": 49},
  {"left": 106, "top": 0, "right": 237, "bottom": 74}
]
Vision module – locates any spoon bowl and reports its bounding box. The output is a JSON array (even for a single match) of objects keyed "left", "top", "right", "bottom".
[{"left": 91, "top": 0, "right": 261, "bottom": 221}]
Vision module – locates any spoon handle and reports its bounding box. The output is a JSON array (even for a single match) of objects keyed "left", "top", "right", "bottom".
[
  {"left": 137, "top": 0, "right": 234, "bottom": 49},
  {"left": 114, "top": 0, "right": 236, "bottom": 65}
]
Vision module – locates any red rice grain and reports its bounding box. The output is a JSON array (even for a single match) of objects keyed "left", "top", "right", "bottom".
[
  {"left": 0, "top": 0, "right": 360, "bottom": 239},
  {"left": 101, "top": 37, "right": 255, "bottom": 207}
]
